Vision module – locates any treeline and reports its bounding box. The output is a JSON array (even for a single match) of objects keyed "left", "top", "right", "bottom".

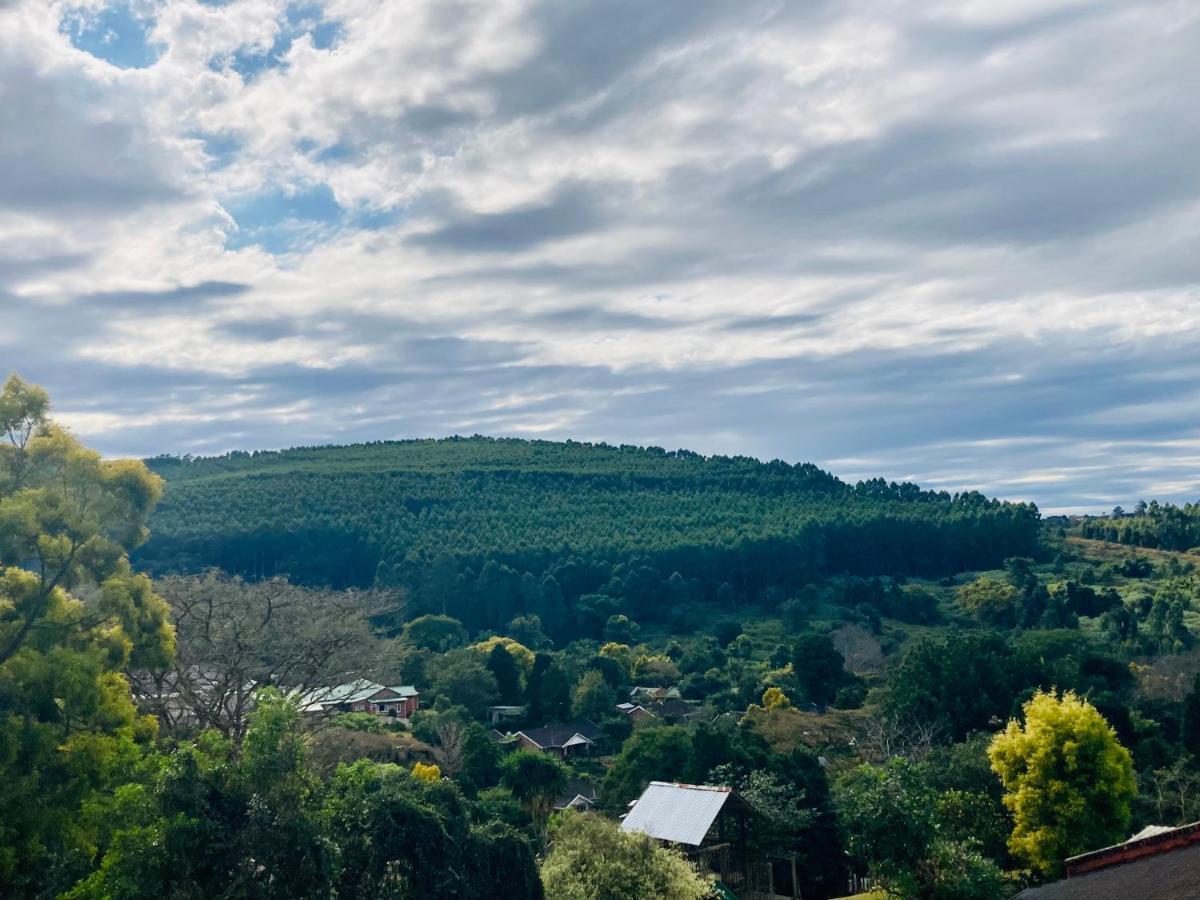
[
  {"left": 137, "top": 438, "right": 1040, "bottom": 625},
  {"left": 1080, "top": 500, "right": 1200, "bottom": 551}
]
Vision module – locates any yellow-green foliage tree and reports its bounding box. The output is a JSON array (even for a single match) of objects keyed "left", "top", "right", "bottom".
[
  {"left": 473, "top": 635, "right": 536, "bottom": 674},
  {"left": 988, "top": 690, "right": 1136, "bottom": 876},
  {"left": 0, "top": 375, "right": 174, "bottom": 892},
  {"left": 956, "top": 575, "right": 1019, "bottom": 622},
  {"left": 540, "top": 812, "right": 712, "bottom": 900},
  {"left": 412, "top": 761, "right": 442, "bottom": 782}
]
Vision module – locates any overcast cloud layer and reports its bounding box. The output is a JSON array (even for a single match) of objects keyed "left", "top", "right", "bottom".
[{"left": 2, "top": 0, "right": 1199, "bottom": 512}]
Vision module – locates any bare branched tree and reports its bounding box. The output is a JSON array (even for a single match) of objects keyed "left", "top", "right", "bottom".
[
  {"left": 431, "top": 718, "right": 467, "bottom": 776},
  {"left": 859, "top": 713, "right": 946, "bottom": 763},
  {"left": 131, "top": 571, "right": 400, "bottom": 746}
]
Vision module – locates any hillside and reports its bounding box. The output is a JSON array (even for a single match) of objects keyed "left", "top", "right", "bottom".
[{"left": 137, "top": 437, "right": 1040, "bottom": 630}]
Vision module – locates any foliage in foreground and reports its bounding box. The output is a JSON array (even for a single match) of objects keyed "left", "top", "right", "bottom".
[
  {"left": 989, "top": 690, "right": 1136, "bottom": 876},
  {"left": 540, "top": 812, "right": 712, "bottom": 900}
]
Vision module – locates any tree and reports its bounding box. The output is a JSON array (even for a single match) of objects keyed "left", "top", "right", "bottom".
[
  {"left": 487, "top": 643, "right": 523, "bottom": 704},
  {"left": 146, "top": 572, "right": 385, "bottom": 744},
  {"left": 956, "top": 576, "right": 1020, "bottom": 625},
  {"left": 603, "top": 727, "right": 692, "bottom": 808},
  {"left": 540, "top": 813, "right": 712, "bottom": 900},
  {"left": 603, "top": 614, "right": 640, "bottom": 644},
  {"left": 507, "top": 614, "right": 552, "bottom": 650},
  {"left": 499, "top": 750, "right": 567, "bottom": 822},
  {"left": 884, "top": 631, "right": 1018, "bottom": 740},
  {"left": 791, "top": 633, "right": 844, "bottom": 705},
  {"left": 988, "top": 690, "right": 1136, "bottom": 876},
  {"left": 412, "top": 762, "right": 442, "bottom": 782},
  {"left": 402, "top": 614, "right": 468, "bottom": 651},
  {"left": 631, "top": 654, "right": 680, "bottom": 687},
  {"left": 430, "top": 650, "right": 500, "bottom": 717},
  {"left": 572, "top": 669, "right": 617, "bottom": 721},
  {"left": 836, "top": 758, "right": 1005, "bottom": 899},
  {"left": 0, "top": 375, "right": 174, "bottom": 895}
]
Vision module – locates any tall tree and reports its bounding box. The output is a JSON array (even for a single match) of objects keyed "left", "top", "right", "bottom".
[
  {"left": 0, "top": 375, "right": 175, "bottom": 896},
  {"left": 988, "top": 690, "right": 1136, "bottom": 876}
]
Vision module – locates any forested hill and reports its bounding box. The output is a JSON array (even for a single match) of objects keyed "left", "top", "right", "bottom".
[{"left": 136, "top": 437, "right": 1040, "bottom": 631}]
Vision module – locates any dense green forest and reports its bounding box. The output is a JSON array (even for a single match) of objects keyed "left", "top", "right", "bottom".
[
  {"left": 1079, "top": 500, "right": 1200, "bottom": 551},
  {"left": 138, "top": 438, "right": 1039, "bottom": 633},
  {"left": 12, "top": 374, "right": 1200, "bottom": 900}
]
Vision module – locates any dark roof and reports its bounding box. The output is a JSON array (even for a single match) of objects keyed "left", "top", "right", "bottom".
[
  {"left": 554, "top": 778, "right": 597, "bottom": 809},
  {"left": 517, "top": 719, "right": 602, "bottom": 749},
  {"left": 647, "top": 698, "right": 700, "bottom": 719},
  {"left": 1017, "top": 822, "right": 1200, "bottom": 900}
]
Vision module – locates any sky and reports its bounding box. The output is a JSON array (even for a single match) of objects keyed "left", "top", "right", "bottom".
[{"left": 1, "top": 0, "right": 1198, "bottom": 513}]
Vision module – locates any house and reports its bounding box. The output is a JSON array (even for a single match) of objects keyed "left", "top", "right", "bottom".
[
  {"left": 554, "top": 778, "right": 598, "bottom": 812},
  {"left": 617, "top": 698, "right": 704, "bottom": 725},
  {"left": 297, "top": 679, "right": 420, "bottom": 719},
  {"left": 512, "top": 719, "right": 604, "bottom": 757},
  {"left": 616, "top": 702, "right": 655, "bottom": 723},
  {"left": 622, "top": 781, "right": 801, "bottom": 898},
  {"left": 1015, "top": 820, "right": 1200, "bottom": 899}
]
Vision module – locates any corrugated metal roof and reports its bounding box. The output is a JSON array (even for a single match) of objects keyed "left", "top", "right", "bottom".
[{"left": 619, "top": 782, "right": 732, "bottom": 846}]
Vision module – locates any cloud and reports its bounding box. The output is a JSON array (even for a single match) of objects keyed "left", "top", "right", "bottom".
[{"left": 1, "top": 0, "right": 1199, "bottom": 512}]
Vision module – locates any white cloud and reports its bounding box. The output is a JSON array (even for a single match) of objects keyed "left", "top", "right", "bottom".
[{"left": 2, "top": 0, "right": 1199, "bottom": 511}]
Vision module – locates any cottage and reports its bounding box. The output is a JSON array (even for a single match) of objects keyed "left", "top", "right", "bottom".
[
  {"left": 617, "top": 697, "right": 704, "bottom": 725},
  {"left": 554, "top": 778, "right": 598, "bottom": 812},
  {"left": 622, "top": 781, "right": 800, "bottom": 898},
  {"left": 1015, "top": 820, "right": 1200, "bottom": 899},
  {"left": 512, "top": 719, "right": 603, "bottom": 757},
  {"left": 297, "top": 679, "right": 420, "bottom": 719}
]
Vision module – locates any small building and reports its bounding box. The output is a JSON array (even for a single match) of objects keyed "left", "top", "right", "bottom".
[
  {"left": 617, "top": 697, "right": 704, "bottom": 725},
  {"left": 554, "top": 778, "right": 598, "bottom": 812},
  {"left": 622, "top": 781, "right": 800, "bottom": 898},
  {"left": 297, "top": 679, "right": 420, "bottom": 719},
  {"left": 512, "top": 720, "right": 603, "bottom": 757},
  {"left": 487, "top": 705, "right": 527, "bottom": 725},
  {"left": 1015, "top": 820, "right": 1200, "bottom": 899}
]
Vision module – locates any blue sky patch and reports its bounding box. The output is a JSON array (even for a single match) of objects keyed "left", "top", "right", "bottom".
[
  {"left": 224, "top": 184, "right": 343, "bottom": 254},
  {"left": 62, "top": 2, "right": 162, "bottom": 70}
]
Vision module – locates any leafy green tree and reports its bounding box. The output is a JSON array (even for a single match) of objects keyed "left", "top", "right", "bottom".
[
  {"left": 488, "top": 643, "right": 523, "bottom": 704},
  {"left": 884, "top": 631, "right": 1018, "bottom": 740},
  {"left": 500, "top": 750, "right": 568, "bottom": 822},
  {"left": 631, "top": 654, "right": 680, "bottom": 687},
  {"left": 988, "top": 690, "right": 1136, "bottom": 876},
  {"left": 507, "top": 614, "right": 552, "bottom": 650},
  {"left": 540, "top": 812, "right": 711, "bottom": 900},
  {"left": 602, "top": 727, "right": 692, "bottom": 809},
  {"left": 836, "top": 758, "right": 1005, "bottom": 899},
  {"left": 603, "top": 614, "right": 640, "bottom": 644},
  {"left": 527, "top": 652, "right": 574, "bottom": 723},
  {"left": 1148, "top": 579, "right": 1195, "bottom": 652},
  {"left": 402, "top": 613, "right": 468, "bottom": 651},
  {"left": 0, "top": 375, "right": 174, "bottom": 895},
  {"left": 791, "top": 633, "right": 844, "bottom": 705},
  {"left": 956, "top": 576, "right": 1020, "bottom": 625},
  {"left": 572, "top": 669, "right": 617, "bottom": 721},
  {"left": 430, "top": 650, "right": 500, "bottom": 716}
]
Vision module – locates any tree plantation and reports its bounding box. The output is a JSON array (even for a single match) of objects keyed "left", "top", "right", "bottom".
[{"left": 8, "top": 373, "right": 1200, "bottom": 899}]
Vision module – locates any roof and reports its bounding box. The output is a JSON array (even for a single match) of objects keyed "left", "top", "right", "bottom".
[
  {"left": 296, "top": 679, "right": 417, "bottom": 710},
  {"left": 620, "top": 781, "right": 736, "bottom": 846},
  {"left": 516, "top": 719, "right": 603, "bottom": 749},
  {"left": 1017, "top": 820, "right": 1200, "bottom": 899},
  {"left": 554, "top": 778, "right": 597, "bottom": 810}
]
